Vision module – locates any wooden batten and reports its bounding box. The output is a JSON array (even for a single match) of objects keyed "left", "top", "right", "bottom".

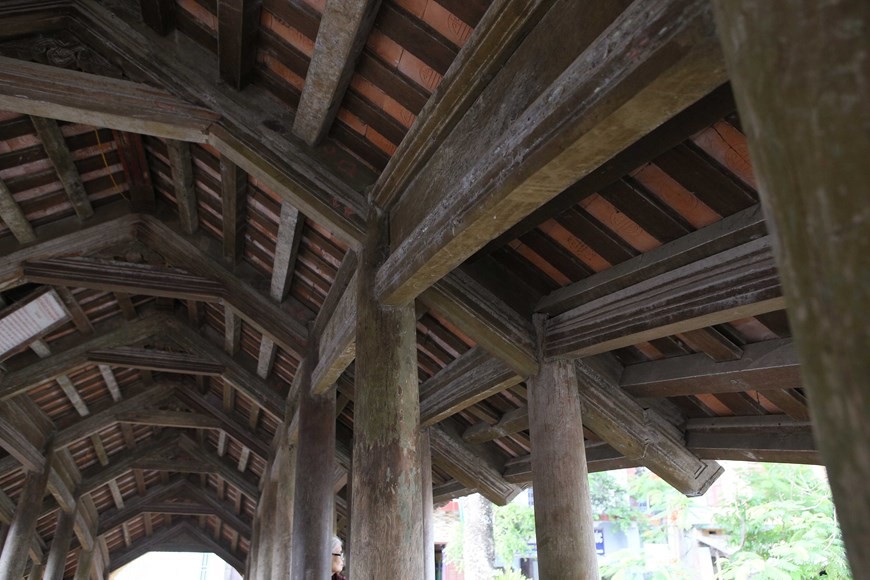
[
  {"left": 0, "top": 176, "right": 36, "bottom": 244},
  {"left": 30, "top": 116, "right": 94, "bottom": 221},
  {"left": 220, "top": 157, "right": 248, "bottom": 265}
]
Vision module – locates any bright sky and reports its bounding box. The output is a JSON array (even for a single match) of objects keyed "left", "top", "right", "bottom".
[{"left": 110, "top": 552, "right": 239, "bottom": 580}]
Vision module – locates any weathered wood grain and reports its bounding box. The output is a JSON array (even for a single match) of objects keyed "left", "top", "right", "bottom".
[
  {"left": 87, "top": 347, "right": 224, "bottom": 375},
  {"left": 0, "top": 177, "right": 36, "bottom": 243},
  {"left": 311, "top": 271, "right": 357, "bottom": 395},
  {"left": 220, "top": 156, "right": 248, "bottom": 264},
  {"left": 30, "top": 116, "right": 94, "bottom": 220},
  {"left": 43, "top": 507, "right": 77, "bottom": 580},
  {"left": 217, "top": 0, "right": 261, "bottom": 90}
]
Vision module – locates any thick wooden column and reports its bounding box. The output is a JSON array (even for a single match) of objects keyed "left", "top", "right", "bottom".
[
  {"left": 713, "top": 1, "right": 870, "bottom": 572},
  {"left": 350, "top": 211, "right": 423, "bottom": 578},
  {"left": 271, "top": 441, "right": 296, "bottom": 578},
  {"left": 0, "top": 461, "right": 52, "bottom": 580},
  {"left": 291, "top": 361, "right": 336, "bottom": 579},
  {"left": 529, "top": 358, "right": 598, "bottom": 579},
  {"left": 43, "top": 507, "right": 78, "bottom": 580},
  {"left": 421, "top": 429, "right": 435, "bottom": 580}
]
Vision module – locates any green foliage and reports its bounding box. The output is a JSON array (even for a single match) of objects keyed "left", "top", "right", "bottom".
[
  {"left": 714, "top": 464, "right": 850, "bottom": 579},
  {"left": 443, "top": 514, "right": 464, "bottom": 572},
  {"left": 493, "top": 569, "right": 529, "bottom": 580},
  {"left": 493, "top": 501, "right": 536, "bottom": 567},
  {"left": 600, "top": 549, "right": 693, "bottom": 580}
]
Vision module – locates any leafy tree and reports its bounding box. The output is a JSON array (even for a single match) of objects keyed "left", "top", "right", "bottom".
[{"left": 492, "top": 501, "right": 535, "bottom": 571}]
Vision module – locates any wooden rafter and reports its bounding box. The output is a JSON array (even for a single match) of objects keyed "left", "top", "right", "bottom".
[
  {"left": 220, "top": 156, "right": 248, "bottom": 264},
  {"left": 293, "top": 0, "right": 381, "bottom": 145},
  {"left": 30, "top": 115, "right": 94, "bottom": 221},
  {"left": 165, "top": 140, "right": 198, "bottom": 235},
  {"left": 217, "top": 0, "right": 261, "bottom": 90},
  {"left": 0, "top": 176, "right": 36, "bottom": 244}
]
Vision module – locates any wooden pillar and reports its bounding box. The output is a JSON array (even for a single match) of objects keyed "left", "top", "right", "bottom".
[
  {"left": 529, "top": 358, "right": 598, "bottom": 579},
  {"left": 73, "top": 546, "right": 94, "bottom": 580},
  {"left": 43, "top": 508, "right": 77, "bottom": 580},
  {"left": 272, "top": 441, "right": 296, "bottom": 578},
  {"left": 421, "top": 429, "right": 435, "bottom": 580},
  {"left": 712, "top": 0, "right": 870, "bottom": 572},
  {"left": 0, "top": 462, "right": 52, "bottom": 580},
  {"left": 350, "top": 211, "right": 423, "bottom": 578},
  {"left": 291, "top": 361, "right": 336, "bottom": 579},
  {"left": 253, "top": 481, "right": 274, "bottom": 580}
]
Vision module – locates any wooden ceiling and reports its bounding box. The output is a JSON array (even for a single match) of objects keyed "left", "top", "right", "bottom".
[{"left": 0, "top": 0, "right": 813, "bottom": 577}]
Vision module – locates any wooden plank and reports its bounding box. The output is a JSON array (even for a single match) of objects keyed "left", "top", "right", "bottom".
[
  {"left": 756, "top": 389, "right": 810, "bottom": 421},
  {"left": 55, "top": 286, "right": 93, "bottom": 335},
  {"left": 87, "top": 347, "right": 224, "bottom": 375},
  {"left": 419, "top": 271, "right": 537, "bottom": 376},
  {"left": 0, "top": 57, "right": 217, "bottom": 141},
  {"left": 98, "top": 365, "right": 122, "bottom": 402},
  {"left": 217, "top": 0, "right": 261, "bottom": 90},
  {"left": 139, "top": 0, "right": 175, "bottom": 34},
  {"left": 293, "top": 0, "right": 381, "bottom": 145},
  {"left": 463, "top": 406, "right": 528, "bottom": 444},
  {"left": 620, "top": 338, "right": 799, "bottom": 398},
  {"left": 678, "top": 327, "right": 743, "bottom": 362},
  {"left": 26, "top": 257, "right": 222, "bottom": 301},
  {"left": 0, "top": 177, "right": 36, "bottom": 243},
  {"left": 538, "top": 204, "right": 768, "bottom": 315},
  {"left": 429, "top": 423, "right": 519, "bottom": 506},
  {"left": 377, "top": 0, "right": 727, "bottom": 306},
  {"left": 270, "top": 203, "right": 304, "bottom": 302},
  {"left": 0, "top": 203, "right": 137, "bottom": 292},
  {"left": 117, "top": 410, "right": 221, "bottom": 429},
  {"left": 91, "top": 434, "right": 110, "bottom": 466},
  {"left": 0, "top": 313, "right": 169, "bottom": 401},
  {"left": 220, "top": 156, "right": 247, "bottom": 264},
  {"left": 166, "top": 140, "right": 198, "bottom": 235},
  {"left": 573, "top": 356, "right": 722, "bottom": 496},
  {"left": 419, "top": 347, "right": 522, "bottom": 427},
  {"left": 544, "top": 237, "right": 784, "bottom": 359},
  {"left": 372, "top": 0, "right": 552, "bottom": 209},
  {"left": 30, "top": 116, "right": 94, "bottom": 220}
]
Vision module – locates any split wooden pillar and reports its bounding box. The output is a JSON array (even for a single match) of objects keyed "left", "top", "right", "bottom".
[
  {"left": 529, "top": 357, "right": 598, "bottom": 579},
  {"left": 291, "top": 361, "right": 336, "bottom": 579},
  {"left": 0, "top": 461, "right": 52, "bottom": 580},
  {"left": 43, "top": 507, "right": 78, "bottom": 580},
  {"left": 421, "top": 429, "right": 435, "bottom": 580},
  {"left": 350, "top": 211, "right": 424, "bottom": 578},
  {"left": 713, "top": 0, "right": 870, "bottom": 572}
]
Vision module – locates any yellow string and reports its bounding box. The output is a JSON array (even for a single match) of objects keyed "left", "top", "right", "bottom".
[{"left": 94, "top": 129, "right": 129, "bottom": 201}]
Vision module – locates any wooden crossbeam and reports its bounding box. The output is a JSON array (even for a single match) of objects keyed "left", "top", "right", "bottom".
[
  {"left": 30, "top": 116, "right": 94, "bottom": 220},
  {"left": 429, "top": 422, "right": 520, "bottom": 506},
  {"left": 372, "top": 0, "right": 553, "bottom": 209},
  {"left": 620, "top": 338, "right": 799, "bottom": 398},
  {"left": 270, "top": 203, "right": 304, "bottom": 303},
  {"left": 463, "top": 406, "right": 528, "bottom": 444},
  {"left": 292, "top": 0, "right": 381, "bottom": 145},
  {"left": 98, "top": 477, "right": 186, "bottom": 533},
  {"left": 503, "top": 444, "right": 638, "bottom": 484},
  {"left": 220, "top": 156, "right": 248, "bottom": 264},
  {"left": 311, "top": 271, "right": 357, "bottom": 395},
  {"left": 376, "top": 0, "right": 727, "bottom": 306},
  {"left": 0, "top": 176, "right": 36, "bottom": 244},
  {"left": 0, "top": 56, "right": 217, "bottom": 141},
  {"left": 79, "top": 432, "right": 178, "bottom": 496},
  {"left": 176, "top": 389, "right": 268, "bottom": 458},
  {"left": 544, "top": 237, "right": 784, "bottom": 359},
  {"left": 87, "top": 347, "right": 224, "bottom": 375},
  {"left": 24, "top": 257, "right": 224, "bottom": 302},
  {"left": 113, "top": 130, "right": 155, "bottom": 209},
  {"left": 419, "top": 347, "right": 522, "bottom": 427},
  {"left": 117, "top": 409, "right": 221, "bottom": 429},
  {"left": 574, "top": 356, "right": 722, "bottom": 496},
  {"left": 130, "top": 457, "right": 215, "bottom": 474},
  {"left": 177, "top": 435, "right": 259, "bottom": 500},
  {"left": 217, "top": 0, "right": 261, "bottom": 90},
  {"left": 0, "top": 312, "right": 169, "bottom": 401},
  {"left": 179, "top": 481, "right": 252, "bottom": 537},
  {"left": 537, "top": 204, "right": 768, "bottom": 314}
]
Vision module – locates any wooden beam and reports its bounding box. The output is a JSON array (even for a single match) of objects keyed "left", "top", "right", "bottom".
[
  {"left": 72, "top": 1, "right": 369, "bottom": 248},
  {"left": 217, "top": 0, "right": 261, "bottom": 90},
  {"left": 292, "top": 0, "right": 381, "bottom": 145},
  {"left": 0, "top": 203, "right": 136, "bottom": 292},
  {"left": 175, "top": 388, "right": 269, "bottom": 459},
  {"left": 270, "top": 203, "right": 304, "bottom": 302},
  {"left": 0, "top": 177, "right": 36, "bottom": 244},
  {"left": 537, "top": 204, "right": 767, "bottom": 315},
  {"left": 311, "top": 271, "right": 357, "bottom": 395},
  {"left": 137, "top": 215, "right": 307, "bottom": 358},
  {"left": 166, "top": 140, "right": 198, "bottom": 235},
  {"left": 573, "top": 356, "right": 722, "bottom": 496},
  {"left": 0, "top": 449, "right": 52, "bottom": 580},
  {"left": 30, "top": 116, "right": 93, "bottom": 220},
  {"left": 56, "top": 375, "right": 89, "bottom": 416},
  {"left": 87, "top": 347, "right": 224, "bottom": 375},
  {"left": 419, "top": 347, "right": 522, "bottom": 427},
  {"left": 79, "top": 432, "right": 178, "bottom": 495},
  {"left": 117, "top": 409, "right": 221, "bottom": 429},
  {"left": 181, "top": 482, "right": 252, "bottom": 537},
  {"left": 544, "top": 237, "right": 784, "bottom": 359},
  {"left": 419, "top": 271, "right": 537, "bottom": 376},
  {"left": 429, "top": 423, "right": 520, "bottom": 506},
  {"left": 112, "top": 130, "right": 155, "bottom": 210},
  {"left": 139, "top": 0, "right": 174, "bottom": 35},
  {"left": 620, "top": 338, "right": 799, "bottom": 398},
  {"left": 376, "top": 0, "right": 727, "bottom": 306},
  {"left": 43, "top": 507, "right": 77, "bottom": 580},
  {"left": 130, "top": 457, "right": 215, "bottom": 474},
  {"left": 97, "top": 477, "right": 186, "bottom": 533},
  {"left": 463, "top": 406, "right": 528, "bottom": 444},
  {"left": 220, "top": 156, "right": 248, "bottom": 264},
  {"left": 177, "top": 436, "right": 259, "bottom": 500},
  {"left": 23, "top": 257, "right": 224, "bottom": 302},
  {"left": 0, "top": 402, "right": 47, "bottom": 471},
  {"left": 504, "top": 444, "right": 639, "bottom": 484},
  {"left": 371, "top": 0, "right": 553, "bottom": 209},
  {"left": 0, "top": 57, "right": 217, "bottom": 141}
]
